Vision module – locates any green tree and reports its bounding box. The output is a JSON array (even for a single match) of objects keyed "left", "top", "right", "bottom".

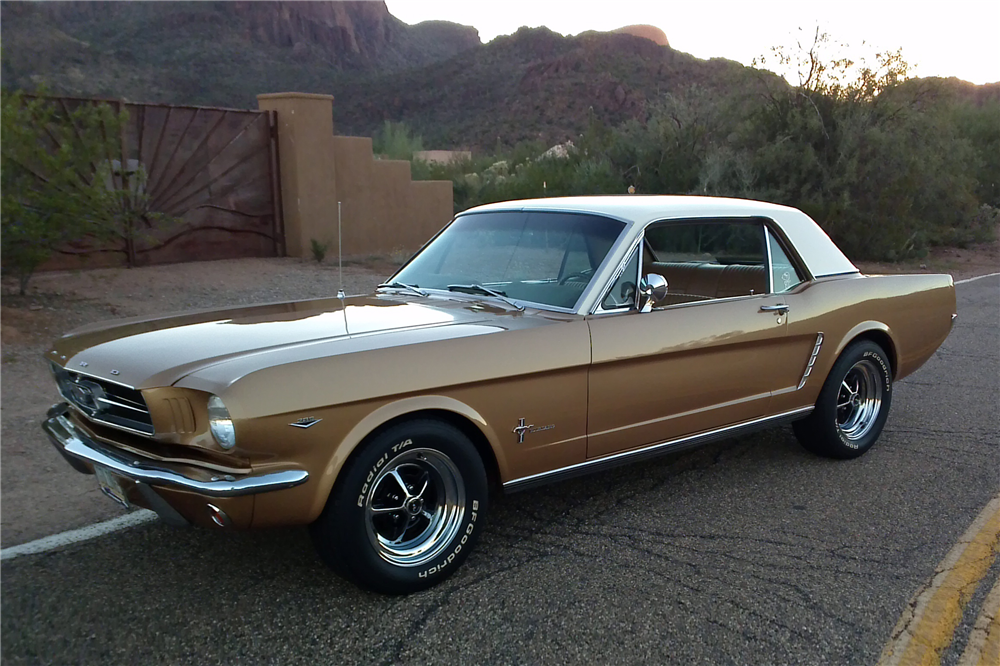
[
  {"left": 950, "top": 98, "right": 1000, "bottom": 210},
  {"left": 1, "top": 91, "right": 126, "bottom": 294},
  {"left": 729, "top": 29, "right": 982, "bottom": 259},
  {"left": 91, "top": 155, "right": 173, "bottom": 267}
]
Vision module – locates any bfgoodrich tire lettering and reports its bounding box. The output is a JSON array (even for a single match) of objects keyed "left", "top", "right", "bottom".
[
  {"left": 793, "top": 340, "right": 893, "bottom": 459},
  {"left": 310, "top": 419, "right": 488, "bottom": 594}
]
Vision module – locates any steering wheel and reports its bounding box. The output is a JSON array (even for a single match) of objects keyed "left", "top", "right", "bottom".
[{"left": 558, "top": 268, "right": 595, "bottom": 285}]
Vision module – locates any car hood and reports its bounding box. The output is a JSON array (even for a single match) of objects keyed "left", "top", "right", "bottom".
[{"left": 48, "top": 294, "right": 534, "bottom": 389}]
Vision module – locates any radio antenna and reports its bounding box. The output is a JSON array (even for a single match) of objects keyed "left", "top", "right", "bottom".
[{"left": 337, "top": 201, "right": 345, "bottom": 299}]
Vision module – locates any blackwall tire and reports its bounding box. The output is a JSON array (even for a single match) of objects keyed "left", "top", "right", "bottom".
[
  {"left": 793, "top": 340, "right": 893, "bottom": 459},
  {"left": 310, "top": 419, "right": 488, "bottom": 594}
]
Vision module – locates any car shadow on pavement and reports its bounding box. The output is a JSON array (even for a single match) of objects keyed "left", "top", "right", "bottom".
[{"left": 2, "top": 428, "right": 858, "bottom": 665}]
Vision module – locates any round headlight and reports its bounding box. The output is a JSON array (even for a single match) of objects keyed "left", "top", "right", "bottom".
[{"left": 207, "top": 395, "right": 236, "bottom": 450}]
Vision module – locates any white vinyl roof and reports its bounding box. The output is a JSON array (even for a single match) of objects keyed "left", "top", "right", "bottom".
[{"left": 466, "top": 195, "right": 859, "bottom": 278}]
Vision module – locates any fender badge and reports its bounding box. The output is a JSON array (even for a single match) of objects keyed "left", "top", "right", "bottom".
[
  {"left": 513, "top": 418, "right": 554, "bottom": 444},
  {"left": 289, "top": 417, "right": 322, "bottom": 429}
]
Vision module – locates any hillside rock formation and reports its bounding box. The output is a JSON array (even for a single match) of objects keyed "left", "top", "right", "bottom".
[
  {"left": 1, "top": 1, "right": 481, "bottom": 73},
  {"left": 233, "top": 1, "right": 480, "bottom": 67},
  {"left": 331, "top": 26, "right": 759, "bottom": 150},
  {"left": 612, "top": 25, "right": 669, "bottom": 47}
]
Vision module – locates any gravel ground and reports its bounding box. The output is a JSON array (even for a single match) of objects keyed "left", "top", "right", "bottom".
[
  {"left": 853, "top": 240, "right": 998, "bottom": 282},
  {"left": 1, "top": 257, "right": 390, "bottom": 547}
]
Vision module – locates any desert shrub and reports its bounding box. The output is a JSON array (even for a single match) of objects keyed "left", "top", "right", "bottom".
[
  {"left": 373, "top": 120, "right": 424, "bottom": 161},
  {"left": 683, "top": 32, "right": 984, "bottom": 260},
  {"left": 950, "top": 97, "right": 1000, "bottom": 209},
  {"left": 942, "top": 204, "right": 1000, "bottom": 248},
  {"left": 1, "top": 91, "right": 126, "bottom": 293},
  {"left": 310, "top": 238, "right": 329, "bottom": 263}
]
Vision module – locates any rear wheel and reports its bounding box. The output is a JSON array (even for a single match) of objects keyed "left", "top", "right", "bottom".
[
  {"left": 793, "top": 340, "right": 893, "bottom": 459},
  {"left": 311, "top": 419, "right": 488, "bottom": 594}
]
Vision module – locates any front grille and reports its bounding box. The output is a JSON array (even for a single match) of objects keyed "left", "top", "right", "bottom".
[{"left": 51, "top": 364, "right": 155, "bottom": 436}]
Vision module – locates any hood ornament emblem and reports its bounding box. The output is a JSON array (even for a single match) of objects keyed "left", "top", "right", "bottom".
[
  {"left": 289, "top": 417, "right": 322, "bottom": 429},
  {"left": 68, "top": 378, "right": 107, "bottom": 415}
]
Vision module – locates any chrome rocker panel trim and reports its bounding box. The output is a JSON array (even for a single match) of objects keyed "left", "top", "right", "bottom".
[
  {"left": 503, "top": 406, "right": 814, "bottom": 492},
  {"left": 42, "top": 403, "right": 309, "bottom": 498}
]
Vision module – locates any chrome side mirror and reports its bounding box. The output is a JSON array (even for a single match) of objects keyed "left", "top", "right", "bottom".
[{"left": 638, "top": 273, "right": 668, "bottom": 313}]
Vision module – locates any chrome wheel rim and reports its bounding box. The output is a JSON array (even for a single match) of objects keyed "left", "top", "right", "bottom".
[
  {"left": 364, "top": 448, "right": 465, "bottom": 567},
  {"left": 836, "top": 359, "right": 883, "bottom": 441}
]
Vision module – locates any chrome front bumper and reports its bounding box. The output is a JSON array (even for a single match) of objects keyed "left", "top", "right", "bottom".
[{"left": 43, "top": 403, "right": 309, "bottom": 509}]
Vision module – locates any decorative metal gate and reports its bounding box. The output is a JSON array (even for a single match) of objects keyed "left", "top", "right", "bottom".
[{"left": 44, "top": 97, "right": 283, "bottom": 269}]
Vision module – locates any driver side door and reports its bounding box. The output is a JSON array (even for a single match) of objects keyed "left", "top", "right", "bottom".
[{"left": 585, "top": 218, "right": 802, "bottom": 458}]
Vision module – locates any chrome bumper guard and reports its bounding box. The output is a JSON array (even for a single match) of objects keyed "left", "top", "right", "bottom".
[{"left": 42, "top": 403, "right": 309, "bottom": 499}]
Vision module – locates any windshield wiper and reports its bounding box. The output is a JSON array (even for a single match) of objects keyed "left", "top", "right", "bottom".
[
  {"left": 446, "top": 284, "right": 524, "bottom": 311},
  {"left": 377, "top": 281, "right": 428, "bottom": 297}
]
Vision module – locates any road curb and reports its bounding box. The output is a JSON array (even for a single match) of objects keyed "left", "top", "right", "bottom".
[{"left": 878, "top": 494, "right": 1000, "bottom": 666}]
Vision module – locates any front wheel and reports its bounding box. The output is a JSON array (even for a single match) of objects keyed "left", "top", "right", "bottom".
[
  {"left": 310, "top": 419, "right": 488, "bottom": 594},
  {"left": 793, "top": 340, "right": 893, "bottom": 459}
]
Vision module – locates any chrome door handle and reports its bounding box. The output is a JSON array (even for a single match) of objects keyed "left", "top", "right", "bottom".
[{"left": 760, "top": 304, "right": 790, "bottom": 313}]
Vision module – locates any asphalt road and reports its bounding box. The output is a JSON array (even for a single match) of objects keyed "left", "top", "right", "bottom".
[{"left": 3, "top": 276, "right": 997, "bottom": 666}]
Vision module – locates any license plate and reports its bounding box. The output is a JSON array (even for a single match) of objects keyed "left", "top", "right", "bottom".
[{"left": 95, "top": 465, "right": 130, "bottom": 509}]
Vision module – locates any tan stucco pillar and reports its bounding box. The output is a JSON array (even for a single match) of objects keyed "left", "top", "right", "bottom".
[{"left": 257, "top": 93, "right": 337, "bottom": 259}]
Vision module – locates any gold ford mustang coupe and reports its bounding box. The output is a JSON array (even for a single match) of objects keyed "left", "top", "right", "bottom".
[{"left": 42, "top": 196, "right": 956, "bottom": 593}]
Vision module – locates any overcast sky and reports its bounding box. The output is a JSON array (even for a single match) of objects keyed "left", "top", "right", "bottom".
[{"left": 385, "top": 0, "right": 999, "bottom": 85}]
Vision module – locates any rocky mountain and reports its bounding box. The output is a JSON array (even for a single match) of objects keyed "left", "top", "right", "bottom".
[
  {"left": 11, "top": 1, "right": 992, "bottom": 153},
  {"left": 233, "top": 1, "right": 481, "bottom": 69},
  {"left": 3, "top": 1, "right": 480, "bottom": 72},
  {"left": 0, "top": 1, "right": 480, "bottom": 105},
  {"left": 611, "top": 25, "right": 669, "bottom": 47},
  {"left": 329, "top": 26, "right": 767, "bottom": 150},
  {"left": 1, "top": 1, "right": 766, "bottom": 150}
]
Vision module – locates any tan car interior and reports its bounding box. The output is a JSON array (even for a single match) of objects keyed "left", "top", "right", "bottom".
[
  {"left": 645, "top": 261, "right": 768, "bottom": 307},
  {"left": 640, "top": 220, "right": 771, "bottom": 307}
]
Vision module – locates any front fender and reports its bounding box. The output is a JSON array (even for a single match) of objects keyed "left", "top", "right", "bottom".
[
  {"left": 244, "top": 395, "right": 508, "bottom": 527},
  {"left": 314, "top": 396, "right": 507, "bottom": 517}
]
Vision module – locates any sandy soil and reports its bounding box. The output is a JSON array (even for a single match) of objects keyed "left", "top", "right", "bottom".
[
  {"left": 1, "top": 241, "right": 996, "bottom": 547},
  {"left": 854, "top": 240, "right": 998, "bottom": 283}
]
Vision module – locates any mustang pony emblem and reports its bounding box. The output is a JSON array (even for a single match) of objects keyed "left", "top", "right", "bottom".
[
  {"left": 68, "top": 379, "right": 107, "bottom": 414},
  {"left": 513, "top": 418, "right": 554, "bottom": 443}
]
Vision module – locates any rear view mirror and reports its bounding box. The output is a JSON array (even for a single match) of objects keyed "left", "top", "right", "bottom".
[{"left": 638, "top": 274, "right": 668, "bottom": 313}]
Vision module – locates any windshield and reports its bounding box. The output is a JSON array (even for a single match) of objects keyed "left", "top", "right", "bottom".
[{"left": 392, "top": 211, "right": 626, "bottom": 309}]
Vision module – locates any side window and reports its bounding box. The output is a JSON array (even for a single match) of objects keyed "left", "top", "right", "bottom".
[
  {"left": 767, "top": 230, "right": 806, "bottom": 293},
  {"left": 601, "top": 245, "right": 639, "bottom": 310},
  {"left": 644, "top": 220, "right": 767, "bottom": 305}
]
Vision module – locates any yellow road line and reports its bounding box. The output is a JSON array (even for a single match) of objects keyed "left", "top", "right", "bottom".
[
  {"left": 878, "top": 494, "right": 1000, "bottom": 666},
  {"left": 957, "top": 573, "right": 1000, "bottom": 666}
]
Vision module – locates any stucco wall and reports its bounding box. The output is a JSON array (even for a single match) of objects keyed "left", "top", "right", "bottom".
[{"left": 258, "top": 93, "right": 453, "bottom": 258}]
